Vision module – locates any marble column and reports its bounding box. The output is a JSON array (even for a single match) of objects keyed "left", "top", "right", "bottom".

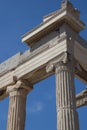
[
  {"left": 7, "top": 80, "right": 32, "bottom": 130},
  {"left": 55, "top": 60, "right": 79, "bottom": 130}
]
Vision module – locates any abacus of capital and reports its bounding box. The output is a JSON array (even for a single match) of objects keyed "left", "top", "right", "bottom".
[{"left": 0, "top": 1, "right": 87, "bottom": 130}]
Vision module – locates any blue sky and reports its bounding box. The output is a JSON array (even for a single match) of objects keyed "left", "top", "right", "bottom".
[{"left": 0, "top": 0, "right": 87, "bottom": 130}]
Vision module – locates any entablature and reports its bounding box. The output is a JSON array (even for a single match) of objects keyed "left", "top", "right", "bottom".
[
  {"left": 76, "top": 89, "right": 87, "bottom": 108},
  {"left": 0, "top": 32, "right": 87, "bottom": 91}
]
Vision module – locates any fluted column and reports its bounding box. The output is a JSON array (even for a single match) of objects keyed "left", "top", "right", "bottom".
[
  {"left": 55, "top": 60, "right": 79, "bottom": 130},
  {"left": 7, "top": 80, "right": 32, "bottom": 130},
  {"left": 46, "top": 52, "right": 79, "bottom": 130}
]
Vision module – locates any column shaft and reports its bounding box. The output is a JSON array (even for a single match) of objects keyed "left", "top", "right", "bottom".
[
  {"left": 55, "top": 61, "right": 79, "bottom": 130},
  {"left": 7, "top": 89, "right": 27, "bottom": 130}
]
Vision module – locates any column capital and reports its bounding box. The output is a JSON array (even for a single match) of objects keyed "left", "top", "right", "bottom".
[
  {"left": 7, "top": 79, "right": 33, "bottom": 97},
  {"left": 46, "top": 52, "right": 75, "bottom": 73},
  {"left": 7, "top": 79, "right": 30, "bottom": 130}
]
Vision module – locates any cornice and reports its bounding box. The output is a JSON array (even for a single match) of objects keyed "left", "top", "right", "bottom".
[{"left": 22, "top": 8, "right": 85, "bottom": 45}]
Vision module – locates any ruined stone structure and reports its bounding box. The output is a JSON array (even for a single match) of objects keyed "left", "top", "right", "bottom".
[{"left": 0, "top": 1, "right": 87, "bottom": 130}]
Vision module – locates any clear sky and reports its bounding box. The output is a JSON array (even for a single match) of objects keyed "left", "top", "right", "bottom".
[{"left": 0, "top": 0, "right": 87, "bottom": 130}]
